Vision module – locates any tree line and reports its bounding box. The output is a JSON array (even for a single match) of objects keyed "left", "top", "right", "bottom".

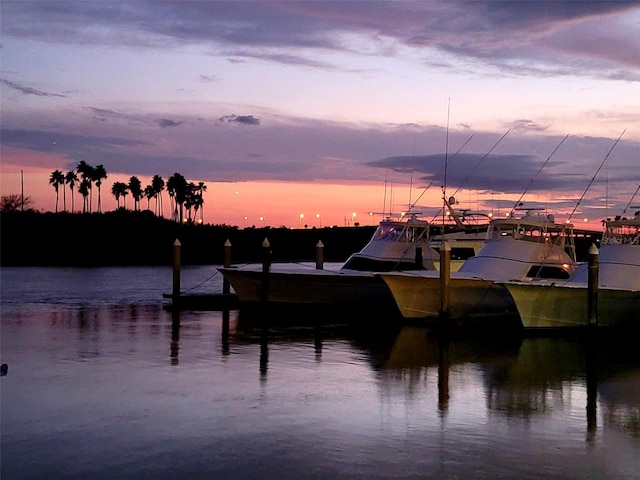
[{"left": 46, "top": 162, "right": 207, "bottom": 223}]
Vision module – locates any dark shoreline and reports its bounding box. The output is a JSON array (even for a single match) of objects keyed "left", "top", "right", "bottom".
[
  {"left": 1, "top": 210, "right": 602, "bottom": 267},
  {"left": 0, "top": 210, "right": 377, "bottom": 267}
]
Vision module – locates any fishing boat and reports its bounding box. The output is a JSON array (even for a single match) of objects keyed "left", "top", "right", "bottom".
[
  {"left": 377, "top": 208, "right": 578, "bottom": 321},
  {"left": 218, "top": 213, "right": 484, "bottom": 312},
  {"left": 502, "top": 211, "right": 640, "bottom": 329}
]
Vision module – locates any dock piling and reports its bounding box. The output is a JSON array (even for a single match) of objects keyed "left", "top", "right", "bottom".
[
  {"left": 172, "top": 239, "right": 181, "bottom": 297},
  {"left": 415, "top": 246, "right": 423, "bottom": 268},
  {"left": 261, "top": 238, "right": 271, "bottom": 302},
  {"left": 316, "top": 240, "right": 324, "bottom": 269},
  {"left": 439, "top": 241, "right": 451, "bottom": 320},
  {"left": 587, "top": 243, "right": 599, "bottom": 326},
  {"left": 223, "top": 239, "right": 232, "bottom": 294}
]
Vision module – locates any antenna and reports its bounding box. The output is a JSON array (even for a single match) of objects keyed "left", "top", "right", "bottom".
[
  {"left": 568, "top": 129, "right": 626, "bottom": 222},
  {"left": 442, "top": 98, "right": 451, "bottom": 228},
  {"left": 508, "top": 134, "right": 569, "bottom": 218}
]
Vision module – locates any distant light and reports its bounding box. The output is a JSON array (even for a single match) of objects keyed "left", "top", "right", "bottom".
[
  {"left": 235, "top": 191, "right": 239, "bottom": 195},
  {"left": 244, "top": 216, "right": 248, "bottom": 220},
  {"left": 259, "top": 216, "right": 264, "bottom": 221},
  {"left": 183, "top": 218, "right": 187, "bottom": 223},
  {"left": 316, "top": 213, "right": 320, "bottom": 219},
  {"left": 197, "top": 219, "right": 203, "bottom": 224},
  {"left": 369, "top": 212, "right": 373, "bottom": 216},
  {"left": 488, "top": 213, "right": 493, "bottom": 218},
  {"left": 584, "top": 218, "right": 588, "bottom": 223}
]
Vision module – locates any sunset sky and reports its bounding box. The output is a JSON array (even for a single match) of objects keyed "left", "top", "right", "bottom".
[{"left": 1, "top": 1, "right": 639, "bottom": 228}]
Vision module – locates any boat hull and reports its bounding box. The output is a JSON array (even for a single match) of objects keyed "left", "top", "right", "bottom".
[
  {"left": 504, "top": 283, "right": 640, "bottom": 328},
  {"left": 378, "top": 272, "right": 517, "bottom": 319},
  {"left": 219, "top": 267, "right": 400, "bottom": 313}
]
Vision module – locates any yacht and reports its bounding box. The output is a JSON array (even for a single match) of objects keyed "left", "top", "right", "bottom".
[
  {"left": 502, "top": 211, "right": 640, "bottom": 328},
  {"left": 218, "top": 213, "right": 484, "bottom": 312},
  {"left": 377, "top": 209, "right": 578, "bottom": 320}
]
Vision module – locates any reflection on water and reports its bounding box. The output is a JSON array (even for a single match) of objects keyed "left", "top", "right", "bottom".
[{"left": 1, "top": 267, "right": 639, "bottom": 479}]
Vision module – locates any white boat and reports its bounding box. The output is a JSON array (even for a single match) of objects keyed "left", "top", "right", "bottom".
[
  {"left": 377, "top": 209, "right": 578, "bottom": 320},
  {"left": 502, "top": 211, "right": 640, "bottom": 329},
  {"left": 218, "top": 213, "right": 485, "bottom": 312}
]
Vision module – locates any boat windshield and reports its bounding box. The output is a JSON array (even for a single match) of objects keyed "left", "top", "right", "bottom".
[
  {"left": 373, "top": 223, "right": 427, "bottom": 243},
  {"left": 487, "top": 213, "right": 573, "bottom": 250}
]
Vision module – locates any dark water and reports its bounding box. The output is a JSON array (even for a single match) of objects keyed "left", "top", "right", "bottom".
[{"left": 1, "top": 266, "right": 639, "bottom": 480}]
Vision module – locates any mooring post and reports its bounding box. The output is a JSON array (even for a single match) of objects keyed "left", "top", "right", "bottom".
[
  {"left": 172, "top": 239, "right": 181, "bottom": 297},
  {"left": 587, "top": 243, "right": 599, "bottom": 327},
  {"left": 439, "top": 241, "right": 451, "bottom": 320},
  {"left": 262, "top": 238, "right": 271, "bottom": 273},
  {"left": 261, "top": 238, "right": 271, "bottom": 302},
  {"left": 316, "top": 240, "right": 324, "bottom": 270},
  {"left": 415, "top": 246, "right": 423, "bottom": 268},
  {"left": 223, "top": 239, "right": 232, "bottom": 294}
]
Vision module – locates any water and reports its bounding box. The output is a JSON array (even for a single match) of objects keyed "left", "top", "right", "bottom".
[{"left": 1, "top": 266, "right": 639, "bottom": 479}]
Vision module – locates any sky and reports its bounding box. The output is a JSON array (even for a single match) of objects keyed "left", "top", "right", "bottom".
[{"left": 1, "top": 0, "right": 639, "bottom": 229}]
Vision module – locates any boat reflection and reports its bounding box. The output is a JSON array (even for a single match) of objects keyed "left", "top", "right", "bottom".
[{"left": 223, "top": 309, "right": 640, "bottom": 441}]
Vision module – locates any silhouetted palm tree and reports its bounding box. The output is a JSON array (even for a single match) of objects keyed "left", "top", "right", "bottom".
[
  {"left": 143, "top": 185, "right": 154, "bottom": 211},
  {"left": 76, "top": 161, "right": 95, "bottom": 212},
  {"left": 49, "top": 170, "right": 64, "bottom": 213},
  {"left": 65, "top": 170, "right": 78, "bottom": 213},
  {"left": 128, "top": 176, "right": 143, "bottom": 212},
  {"left": 78, "top": 178, "right": 91, "bottom": 213},
  {"left": 184, "top": 182, "right": 197, "bottom": 222},
  {"left": 93, "top": 164, "right": 107, "bottom": 213},
  {"left": 111, "top": 182, "right": 128, "bottom": 209},
  {"left": 167, "top": 172, "right": 187, "bottom": 222},
  {"left": 196, "top": 181, "right": 207, "bottom": 223},
  {"left": 151, "top": 174, "right": 165, "bottom": 217}
]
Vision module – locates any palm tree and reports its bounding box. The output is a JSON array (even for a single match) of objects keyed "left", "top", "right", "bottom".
[
  {"left": 78, "top": 178, "right": 91, "bottom": 213},
  {"left": 93, "top": 164, "right": 107, "bottom": 213},
  {"left": 65, "top": 170, "right": 78, "bottom": 213},
  {"left": 128, "top": 176, "right": 143, "bottom": 212},
  {"left": 49, "top": 170, "right": 65, "bottom": 212},
  {"left": 76, "top": 161, "right": 95, "bottom": 212},
  {"left": 111, "top": 182, "right": 128, "bottom": 209},
  {"left": 143, "top": 185, "right": 154, "bottom": 211},
  {"left": 166, "top": 172, "right": 187, "bottom": 223},
  {"left": 196, "top": 181, "right": 207, "bottom": 223},
  {"left": 151, "top": 174, "right": 165, "bottom": 217}
]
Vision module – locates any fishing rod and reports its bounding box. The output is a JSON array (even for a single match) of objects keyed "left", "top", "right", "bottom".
[
  {"left": 567, "top": 129, "right": 626, "bottom": 222},
  {"left": 508, "top": 133, "right": 569, "bottom": 218},
  {"left": 448, "top": 128, "right": 511, "bottom": 203},
  {"left": 619, "top": 183, "right": 640, "bottom": 218},
  {"left": 429, "top": 129, "right": 510, "bottom": 224},
  {"left": 406, "top": 134, "right": 474, "bottom": 213}
]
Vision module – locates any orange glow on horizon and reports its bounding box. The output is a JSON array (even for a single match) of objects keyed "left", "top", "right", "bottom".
[{"left": 1, "top": 167, "right": 609, "bottom": 231}]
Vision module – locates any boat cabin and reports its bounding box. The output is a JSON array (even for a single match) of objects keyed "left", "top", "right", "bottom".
[{"left": 341, "top": 214, "right": 438, "bottom": 272}]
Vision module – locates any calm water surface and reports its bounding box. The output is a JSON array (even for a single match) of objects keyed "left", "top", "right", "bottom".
[{"left": 1, "top": 266, "right": 639, "bottom": 479}]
